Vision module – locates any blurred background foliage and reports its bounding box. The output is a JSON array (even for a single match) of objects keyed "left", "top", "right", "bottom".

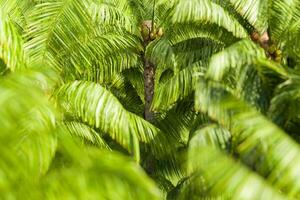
[{"left": 2, "top": 0, "right": 300, "bottom": 199}]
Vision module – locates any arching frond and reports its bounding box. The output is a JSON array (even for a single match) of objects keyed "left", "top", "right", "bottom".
[
  {"left": 152, "top": 63, "right": 202, "bottom": 111},
  {"left": 123, "top": 68, "right": 145, "bottom": 102},
  {"left": 167, "top": 23, "right": 239, "bottom": 48},
  {"left": 36, "top": 134, "right": 162, "bottom": 200},
  {"left": 155, "top": 102, "right": 202, "bottom": 143},
  {"left": 194, "top": 79, "right": 300, "bottom": 197},
  {"left": 86, "top": 0, "right": 140, "bottom": 33},
  {"left": 206, "top": 39, "right": 288, "bottom": 81},
  {"left": 227, "top": 0, "right": 268, "bottom": 33},
  {"left": 65, "top": 31, "right": 142, "bottom": 82},
  {"left": 0, "top": 1, "right": 25, "bottom": 70},
  {"left": 190, "top": 124, "right": 232, "bottom": 151},
  {"left": 268, "top": 74, "right": 300, "bottom": 127},
  {"left": 25, "top": 0, "right": 91, "bottom": 65},
  {"left": 62, "top": 121, "right": 111, "bottom": 149},
  {"left": 109, "top": 74, "right": 144, "bottom": 115},
  {"left": 269, "top": 0, "right": 300, "bottom": 42},
  {"left": 170, "top": 0, "right": 248, "bottom": 38},
  {"left": 171, "top": 38, "right": 225, "bottom": 67},
  {"left": 57, "top": 81, "right": 169, "bottom": 162},
  {"left": 0, "top": 68, "right": 60, "bottom": 198},
  {"left": 205, "top": 39, "right": 288, "bottom": 110},
  {"left": 186, "top": 145, "right": 287, "bottom": 199},
  {"left": 26, "top": 0, "right": 142, "bottom": 80}
]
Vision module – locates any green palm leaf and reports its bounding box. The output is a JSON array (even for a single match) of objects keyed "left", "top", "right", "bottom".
[
  {"left": 228, "top": 0, "right": 268, "bottom": 33},
  {"left": 269, "top": 0, "right": 300, "bottom": 42},
  {"left": 171, "top": 0, "right": 248, "bottom": 38},
  {"left": 57, "top": 81, "right": 170, "bottom": 162},
  {"left": 37, "top": 133, "right": 162, "bottom": 200},
  {"left": 152, "top": 63, "right": 200, "bottom": 111},
  {"left": 195, "top": 79, "right": 300, "bottom": 197},
  {"left": 186, "top": 145, "right": 287, "bottom": 199},
  {"left": 206, "top": 39, "right": 288, "bottom": 81},
  {"left": 0, "top": 68, "right": 60, "bottom": 198},
  {"left": 63, "top": 121, "right": 111, "bottom": 149},
  {"left": 0, "top": 0, "right": 25, "bottom": 70},
  {"left": 268, "top": 74, "right": 300, "bottom": 127}
]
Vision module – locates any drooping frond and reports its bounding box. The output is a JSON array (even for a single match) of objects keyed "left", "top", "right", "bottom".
[
  {"left": 123, "top": 68, "right": 145, "bottom": 103},
  {"left": 155, "top": 102, "right": 203, "bottom": 143},
  {"left": 152, "top": 63, "right": 202, "bottom": 111},
  {"left": 206, "top": 39, "right": 264, "bottom": 80},
  {"left": 171, "top": 37, "right": 225, "bottom": 66},
  {"left": 62, "top": 121, "right": 111, "bottom": 149},
  {"left": 86, "top": 0, "right": 140, "bottom": 33},
  {"left": 0, "top": 0, "right": 25, "bottom": 70},
  {"left": 186, "top": 145, "right": 287, "bottom": 199},
  {"left": 25, "top": 0, "right": 91, "bottom": 65},
  {"left": 57, "top": 81, "right": 140, "bottom": 160},
  {"left": 66, "top": 30, "right": 142, "bottom": 82},
  {"left": 190, "top": 124, "right": 232, "bottom": 151},
  {"left": 206, "top": 39, "right": 288, "bottom": 81},
  {"left": 170, "top": 0, "right": 248, "bottom": 39},
  {"left": 268, "top": 74, "right": 300, "bottom": 127},
  {"left": 35, "top": 133, "right": 162, "bottom": 200},
  {"left": 194, "top": 79, "right": 300, "bottom": 197},
  {"left": 57, "top": 81, "right": 170, "bottom": 162},
  {"left": 109, "top": 74, "right": 144, "bottom": 115},
  {"left": 268, "top": 0, "right": 300, "bottom": 42},
  {"left": 226, "top": 0, "right": 268, "bottom": 33},
  {"left": 25, "top": 0, "right": 142, "bottom": 81},
  {"left": 169, "top": 23, "right": 240, "bottom": 48},
  {"left": 0, "top": 68, "right": 60, "bottom": 198},
  {"left": 145, "top": 38, "right": 178, "bottom": 73},
  {"left": 205, "top": 39, "right": 289, "bottom": 110}
]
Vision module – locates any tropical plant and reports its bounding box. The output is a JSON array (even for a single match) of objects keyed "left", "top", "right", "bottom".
[{"left": 2, "top": 0, "right": 300, "bottom": 199}]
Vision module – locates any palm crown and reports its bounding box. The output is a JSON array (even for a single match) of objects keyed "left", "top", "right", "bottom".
[{"left": 1, "top": 0, "right": 300, "bottom": 199}]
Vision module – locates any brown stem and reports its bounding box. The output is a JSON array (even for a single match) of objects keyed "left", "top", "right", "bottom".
[
  {"left": 143, "top": 57, "right": 155, "bottom": 122},
  {"left": 141, "top": 20, "right": 156, "bottom": 122},
  {"left": 140, "top": 20, "right": 156, "bottom": 174}
]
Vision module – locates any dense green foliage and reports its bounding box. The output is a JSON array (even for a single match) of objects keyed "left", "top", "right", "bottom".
[{"left": 1, "top": 0, "right": 300, "bottom": 199}]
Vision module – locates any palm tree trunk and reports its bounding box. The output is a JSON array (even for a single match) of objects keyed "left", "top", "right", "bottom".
[
  {"left": 143, "top": 58, "right": 155, "bottom": 122},
  {"left": 141, "top": 20, "right": 156, "bottom": 174},
  {"left": 141, "top": 20, "right": 155, "bottom": 122}
]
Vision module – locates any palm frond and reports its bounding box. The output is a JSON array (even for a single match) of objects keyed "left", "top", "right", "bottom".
[
  {"left": 227, "top": 0, "right": 268, "bottom": 33},
  {"left": 0, "top": 68, "right": 60, "bottom": 198},
  {"left": 63, "top": 121, "right": 111, "bottom": 149},
  {"left": 268, "top": 74, "right": 300, "bottom": 127},
  {"left": 206, "top": 39, "right": 287, "bottom": 81},
  {"left": 86, "top": 0, "right": 140, "bottom": 33},
  {"left": 11, "top": 130, "right": 162, "bottom": 200},
  {"left": 57, "top": 81, "right": 170, "bottom": 162},
  {"left": 155, "top": 101, "right": 202, "bottom": 143},
  {"left": 205, "top": 39, "right": 288, "bottom": 110},
  {"left": 25, "top": 0, "right": 91, "bottom": 65},
  {"left": 123, "top": 68, "right": 145, "bottom": 103},
  {"left": 152, "top": 62, "right": 204, "bottom": 111},
  {"left": 189, "top": 124, "right": 232, "bottom": 152},
  {"left": 194, "top": 78, "right": 300, "bottom": 197},
  {"left": 39, "top": 149, "right": 162, "bottom": 200},
  {"left": 26, "top": 0, "right": 142, "bottom": 80},
  {"left": 186, "top": 145, "right": 287, "bottom": 199},
  {"left": 269, "top": 0, "right": 300, "bottom": 42},
  {"left": 170, "top": 0, "right": 248, "bottom": 39},
  {"left": 0, "top": 1, "right": 25, "bottom": 70},
  {"left": 167, "top": 23, "right": 240, "bottom": 48}
]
